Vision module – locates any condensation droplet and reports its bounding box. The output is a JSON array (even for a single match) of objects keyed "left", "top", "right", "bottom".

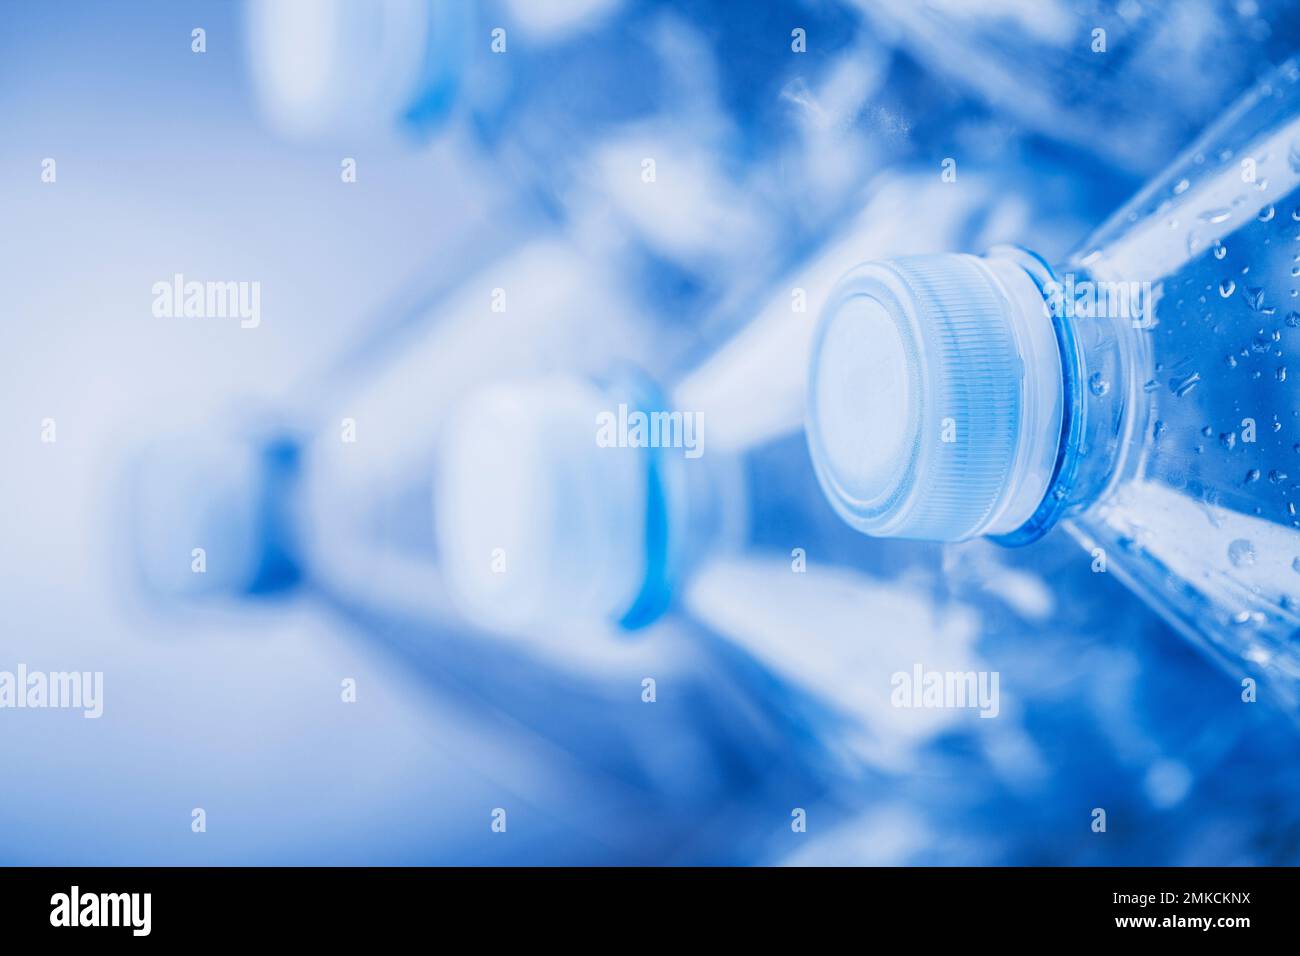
[
  {"left": 1170, "top": 371, "right": 1201, "bottom": 396},
  {"left": 1228, "top": 539, "right": 1257, "bottom": 567}
]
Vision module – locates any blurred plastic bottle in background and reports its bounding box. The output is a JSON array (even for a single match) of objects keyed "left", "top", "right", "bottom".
[
  {"left": 850, "top": 0, "right": 1300, "bottom": 176},
  {"left": 805, "top": 57, "right": 1300, "bottom": 714},
  {"left": 124, "top": 237, "right": 842, "bottom": 857},
  {"left": 128, "top": 239, "right": 657, "bottom": 617},
  {"left": 435, "top": 370, "right": 1061, "bottom": 780},
  {"left": 241, "top": 0, "right": 972, "bottom": 319}
]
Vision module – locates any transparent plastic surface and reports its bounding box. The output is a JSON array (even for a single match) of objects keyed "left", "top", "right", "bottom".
[
  {"left": 803, "top": 60, "right": 1300, "bottom": 710},
  {"left": 1059, "top": 60, "right": 1300, "bottom": 693}
]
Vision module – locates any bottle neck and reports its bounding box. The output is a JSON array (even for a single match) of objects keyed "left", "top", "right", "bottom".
[{"left": 988, "top": 248, "right": 1138, "bottom": 545}]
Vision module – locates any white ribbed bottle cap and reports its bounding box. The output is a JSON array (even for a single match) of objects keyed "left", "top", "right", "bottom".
[
  {"left": 434, "top": 376, "right": 649, "bottom": 633},
  {"left": 805, "top": 253, "right": 1063, "bottom": 542}
]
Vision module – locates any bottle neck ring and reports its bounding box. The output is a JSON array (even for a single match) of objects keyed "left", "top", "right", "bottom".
[{"left": 986, "top": 246, "right": 1085, "bottom": 546}]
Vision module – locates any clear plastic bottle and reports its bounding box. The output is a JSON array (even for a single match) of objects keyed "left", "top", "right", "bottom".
[
  {"left": 241, "top": 1, "right": 971, "bottom": 319},
  {"left": 805, "top": 58, "right": 1300, "bottom": 711},
  {"left": 127, "top": 239, "right": 656, "bottom": 616},
  {"left": 245, "top": 0, "right": 892, "bottom": 167},
  {"left": 122, "top": 241, "right": 831, "bottom": 837}
]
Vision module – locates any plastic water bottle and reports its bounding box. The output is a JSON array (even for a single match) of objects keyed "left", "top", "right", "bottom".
[
  {"left": 805, "top": 58, "right": 1300, "bottom": 712},
  {"left": 245, "top": 0, "right": 890, "bottom": 155},
  {"left": 431, "top": 166, "right": 1106, "bottom": 767},
  {"left": 122, "top": 238, "right": 849, "bottom": 843},
  {"left": 242, "top": 1, "right": 975, "bottom": 318},
  {"left": 127, "top": 239, "right": 657, "bottom": 615}
]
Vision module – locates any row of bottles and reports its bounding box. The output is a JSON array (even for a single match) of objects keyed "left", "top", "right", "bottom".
[{"left": 121, "top": 6, "right": 1300, "bottom": 861}]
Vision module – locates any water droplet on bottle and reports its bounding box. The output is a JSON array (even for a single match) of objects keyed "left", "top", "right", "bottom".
[
  {"left": 1202, "top": 208, "right": 1233, "bottom": 224},
  {"left": 1143, "top": 378, "right": 1160, "bottom": 391},
  {"left": 1244, "top": 286, "right": 1267, "bottom": 310},
  {"left": 1246, "top": 468, "right": 1262, "bottom": 483},
  {"left": 1214, "top": 242, "right": 1229, "bottom": 259},
  {"left": 1279, "top": 366, "right": 1289, "bottom": 382},
  {"left": 1225, "top": 353, "right": 1238, "bottom": 368},
  {"left": 1153, "top": 420, "right": 1167, "bottom": 440},
  {"left": 1270, "top": 469, "right": 1290, "bottom": 483},
  {"left": 1228, "top": 539, "right": 1257, "bottom": 567},
  {"left": 1221, "top": 431, "right": 1237, "bottom": 450},
  {"left": 1173, "top": 178, "right": 1190, "bottom": 195},
  {"left": 1220, "top": 279, "right": 1236, "bottom": 297},
  {"left": 1259, "top": 204, "right": 1277, "bottom": 222},
  {"left": 1088, "top": 372, "right": 1110, "bottom": 396},
  {"left": 1170, "top": 371, "right": 1201, "bottom": 396}
]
